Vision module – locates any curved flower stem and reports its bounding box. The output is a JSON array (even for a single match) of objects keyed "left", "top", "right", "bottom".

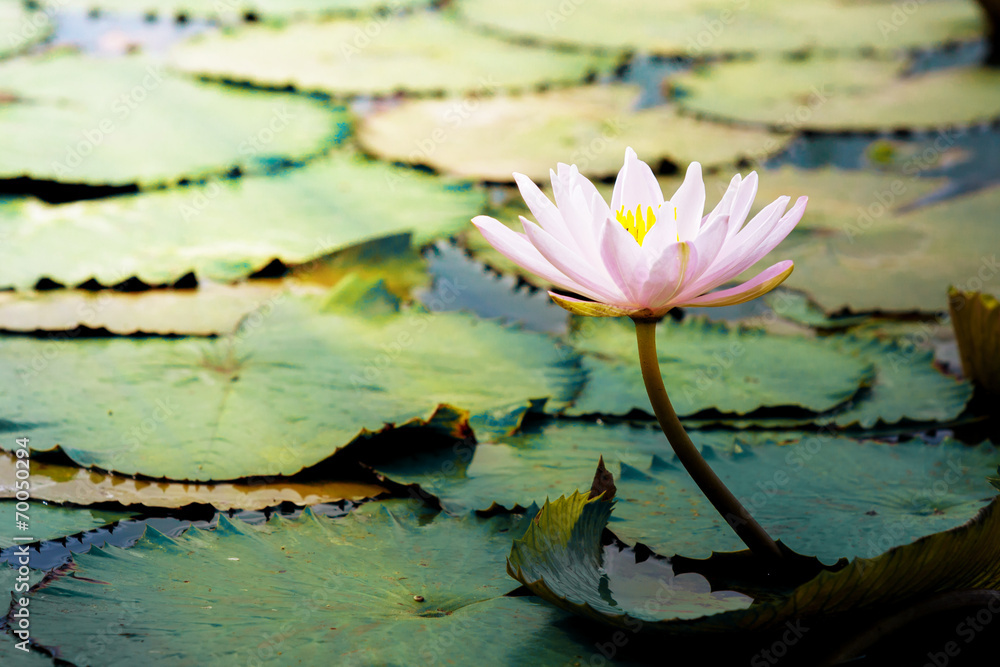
[{"left": 633, "top": 318, "right": 784, "bottom": 567}]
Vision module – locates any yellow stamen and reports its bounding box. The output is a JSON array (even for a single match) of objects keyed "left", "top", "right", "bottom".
[{"left": 616, "top": 205, "right": 657, "bottom": 245}]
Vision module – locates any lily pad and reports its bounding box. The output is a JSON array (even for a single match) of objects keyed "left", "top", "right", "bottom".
[
  {"left": 0, "top": 154, "right": 484, "bottom": 289},
  {"left": 59, "top": 0, "right": 427, "bottom": 21},
  {"left": 456, "top": 0, "right": 983, "bottom": 56},
  {"left": 0, "top": 292, "right": 582, "bottom": 480},
  {"left": 509, "top": 481, "right": 1000, "bottom": 635},
  {"left": 0, "top": 1, "right": 53, "bottom": 59},
  {"left": 356, "top": 84, "right": 792, "bottom": 182},
  {"left": 22, "top": 501, "right": 603, "bottom": 665},
  {"left": 566, "top": 317, "right": 872, "bottom": 418},
  {"left": 0, "top": 564, "right": 49, "bottom": 666},
  {"left": 169, "top": 13, "right": 613, "bottom": 97},
  {"left": 0, "top": 501, "right": 134, "bottom": 549},
  {"left": 670, "top": 59, "right": 1000, "bottom": 131},
  {"left": 744, "top": 184, "right": 1000, "bottom": 313},
  {"left": 0, "top": 452, "right": 387, "bottom": 511},
  {"left": 379, "top": 420, "right": 998, "bottom": 563},
  {"left": 0, "top": 52, "right": 340, "bottom": 186}
]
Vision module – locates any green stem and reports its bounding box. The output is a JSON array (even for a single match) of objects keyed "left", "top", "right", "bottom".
[{"left": 633, "top": 318, "right": 784, "bottom": 567}]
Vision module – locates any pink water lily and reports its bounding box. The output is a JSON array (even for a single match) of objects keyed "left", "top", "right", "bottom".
[{"left": 472, "top": 147, "right": 807, "bottom": 320}]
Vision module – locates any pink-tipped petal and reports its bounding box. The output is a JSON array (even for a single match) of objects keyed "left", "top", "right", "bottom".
[
  {"left": 637, "top": 241, "right": 689, "bottom": 307},
  {"left": 687, "top": 213, "right": 729, "bottom": 282},
  {"left": 471, "top": 216, "right": 605, "bottom": 302},
  {"left": 723, "top": 195, "right": 807, "bottom": 278},
  {"left": 679, "top": 261, "right": 794, "bottom": 308},
  {"left": 551, "top": 165, "right": 604, "bottom": 265},
  {"left": 522, "top": 218, "right": 627, "bottom": 303},
  {"left": 670, "top": 162, "right": 706, "bottom": 241},
  {"left": 703, "top": 173, "right": 741, "bottom": 230},
  {"left": 513, "top": 172, "right": 577, "bottom": 250},
  {"left": 726, "top": 171, "right": 759, "bottom": 240},
  {"left": 599, "top": 218, "right": 647, "bottom": 304},
  {"left": 644, "top": 242, "right": 698, "bottom": 308}
]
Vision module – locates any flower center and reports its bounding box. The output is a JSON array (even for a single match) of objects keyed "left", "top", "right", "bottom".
[{"left": 616, "top": 204, "right": 677, "bottom": 245}]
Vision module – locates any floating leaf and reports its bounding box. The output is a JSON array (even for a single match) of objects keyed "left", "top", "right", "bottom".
[
  {"left": 0, "top": 52, "right": 340, "bottom": 186},
  {"left": 169, "top": 13, "right": 613, "bottom": 97},
  {"left": 379, "top": 420, "right": 997, "bottom": 563},
  {"left": 0, "top": 500, "right": 134, "bottom": 549},
  {"left": 22, "top": 501, "right": 604, "bottom": 665},
  {"left": 0, "top": 293, "right": 581, "bottom": 480},
  {"left": 357, "top": 84, "right": 791, "bottom": 182},
  {"left": 457, "top": 0, "right": 982, "bottom": 56},
  {"left": 949, "top": 288, "right": 1000, "bottom": 397},
  {"left": 0, "top": 564, "right": 49, "bottom": 665},
  {"left": 508, "top": 477, "right": 1000, "bottom": 635},
  {"left": 566, "top": 317, "right": 872, "bottom": 418},
  {"left": 0, "top": 452, "right": 387, "bottom": 511},
  {"left": 0, "top": 154, "right": 484, "bottom": 289},
  {"left": 671, "top": 59, "right": 1000, "bottom": 131}
]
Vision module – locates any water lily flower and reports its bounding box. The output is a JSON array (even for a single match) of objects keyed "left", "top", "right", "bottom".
[{"left": 472, "top": 147, "right": 807, "bottom": 320}]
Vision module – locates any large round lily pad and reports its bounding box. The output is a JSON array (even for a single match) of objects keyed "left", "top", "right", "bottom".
[
  {"left": 456, "top": 0, "right": 983, "bottom": 56},
  {"left": 566, "top": 317, "right": 872, "bottom": 418},
  {"left": 358, "top": 84, "right": 791, "bottom": 181},
  {"left": 0, "top": 154, "right": 484, "bottom": 289},
  {"left": 0, "top": 292, "right": 582, "bottom": 480},
  {"left": 169, "top": 13, "right": 613, "bottom": 97},
  {"left": 378, "top": 420, "right": 998, "bottom": 563},
  {"left": 22, "top": 501, "right": 603, "bottom": 665},
  {"left": 0, "top": 52, "right": 340, "bottom": 186},
  {"left": 670, "top": 59, "right": 1000, "bottom": 131}
]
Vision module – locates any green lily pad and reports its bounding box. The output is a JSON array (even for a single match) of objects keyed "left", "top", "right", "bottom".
[
  {"left": 378, "top": 420, "right": 998, "bottom": 563},
  {"left": 456, "top": 0, "right": 982, "bottom": 56},
  {"left": 59, "top": 0, "right": 427, "bottom": 21},
  {"left": 509, "top": 482, "right": 1000, "bottom": 635},
  {"left": 671, "top": 59, "right": 1000, "bottom": 131},
  {"left": 0, "top": 154, "right": 484, "bottom": 289},
  {"left": 22, "top": 501, "right": 605, "bottom": 665},
  {"left": 566, "top": 317, "right": 872, "bottom": 418},
  {"left": 744, "top": 184, "right": 1000, "bottom": 313},
  {"left": 169, "top": 13, "right": 613, "bottom": 97},
  {"left": 0, "top": 291, "right": 582, "bottom": 480},
  {"left": 357, "top": 84, "right": 791, "bottom": 182},
  {"left": 0, "top": 52, "right": 340, "bottom": 186},
  {"left": 1, "top": 2, "right": 53, "bottom": 59},
  {"left": 816, "top": 334, "right": 972, "bottom": 428},
  {"left": 0, "top": 500, "right": 134, "bottom": 548}
]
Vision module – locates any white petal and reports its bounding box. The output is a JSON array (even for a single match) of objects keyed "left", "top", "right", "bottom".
[
  {"left": 726, "top": 171, "right": 759, "bottom": 240},
  {"left": 522, "top": 219, "right": 628, "bottom": 304},
  {"left": 670, "top": 162, "right": 706, "bottom": 241},
  {"left": 550, "top": 164, "right": 604, "bottom": 265},
  {"left": 599, "top": 219, "right": 647, "bottom": 304},
  {"left": 703, "top": 173, "right": 741, "bottom": 232},
  {"left": 636, "top": 242, "right": 689, "bottom": 307},
  {"left": 471, "top": 216, "right": 606, "bottom": 301},
  {"left": 513, "top": 172, "right": 578, "bottom": 251},
  {"left": 643, "top": 242, "right": 698, "bottom": 308},
  {"left": 611, "top": 147, "right": 663, "bottom": 215}
]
